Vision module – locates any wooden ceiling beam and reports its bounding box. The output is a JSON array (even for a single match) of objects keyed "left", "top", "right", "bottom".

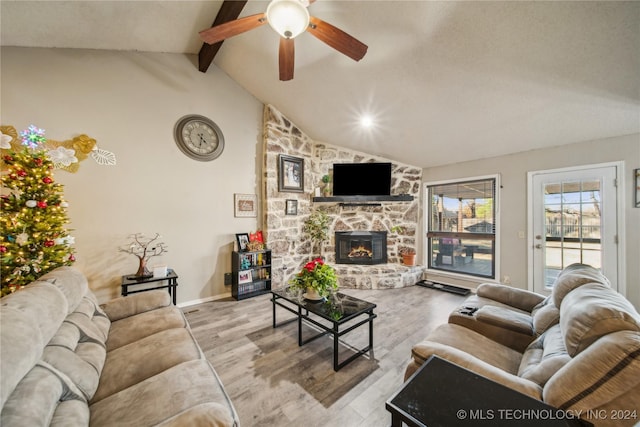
[{"left": 198, "top": 0, "right": 248, "bottom": 73}]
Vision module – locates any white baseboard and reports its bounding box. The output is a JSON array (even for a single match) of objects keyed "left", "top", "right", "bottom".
[{"left": 178, "top": 291, "right": 232, "bottom": 308}]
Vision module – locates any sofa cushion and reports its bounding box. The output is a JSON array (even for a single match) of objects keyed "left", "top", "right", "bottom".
[
  {"left": 409, "top": 326, "right": 542, "bottom": 400},
  {"left": 92, "top": 327, "right": 204, "bottom": 403},
  {"left": 106, "top": 305, "right": 187, "bottom": 351},
  {"left": 1, "top": 362, "right": 88, "bottom": 426},
  {"left": 38, "top": 266, "right": 89, "bottom": 316},
  {"left": 476, "top": 283, "right": 545, "bottom": 312},
  {"left": 102, "top": 290, "right": 172, "bottom": 322},
  {"left": 412, "top": 323, "right": 523, "bottom": 374},
  {"left": 42, "top": 293, "right": 110, "bottom": 401},
  {"left": 0, "top": 282, "right": 68, "bottom": 409},
  {"left": 561, "top": 283, "right": 640, "bottom": 356},
  {"left": 475, "top": 305, "right": 534, "bottom": 335},
  {"left": 518, "top": 324, "right": 570, "bottom": 387},
  {"left": 89, "top": 359, "right": 238, "bottom": 426},
  {"left": 532, "top": 300, "right": 560, "bottom": 334},
  {"left": 551, "top": 263, "right": 609, "bottom": 308}
]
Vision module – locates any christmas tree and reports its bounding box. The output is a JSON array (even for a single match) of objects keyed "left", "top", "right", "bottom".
[{"left": 1, "top": 125, "right": 75, "bottom": 296}]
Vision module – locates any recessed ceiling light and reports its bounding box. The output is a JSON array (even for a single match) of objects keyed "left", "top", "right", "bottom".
[{"left": 360, "top": 115, "right": 374, "bottom": 128}]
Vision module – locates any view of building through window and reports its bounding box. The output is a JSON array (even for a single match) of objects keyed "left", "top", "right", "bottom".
[{"left": 427, "top": 177, "right": 496, "bottom": 279}]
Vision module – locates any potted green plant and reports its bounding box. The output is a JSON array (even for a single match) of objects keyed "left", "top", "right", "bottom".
[
  {"left": 400, "top": 248, "right": 417, "bottom": 266},
  {"left": 289, "top": 257, "right": 338, "bottom": 300},
  {"left": 321, "top": 174, "right": 331, "bottom": 196},
  {"left": 390, "top": 225, "right": 404, "bottom": 234},
  {"left": 303, "top": 208, "right": 331, "bottom": 257}
]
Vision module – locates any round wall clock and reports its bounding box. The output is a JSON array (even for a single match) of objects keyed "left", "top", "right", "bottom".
[{"left": 173, "top": 114, "right": 225, "bottom": 161}]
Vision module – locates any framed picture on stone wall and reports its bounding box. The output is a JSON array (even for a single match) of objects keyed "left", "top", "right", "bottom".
[
  {"left": 278, "top": 155, "right": 304, "bottom": 193},
  {"left": 285, "top": 199, "right": 298, "bottom": 215}
]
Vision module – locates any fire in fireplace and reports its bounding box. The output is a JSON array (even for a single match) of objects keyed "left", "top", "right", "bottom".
[{"left": 335, "top": 231, "right": 387, "bottom": 265}]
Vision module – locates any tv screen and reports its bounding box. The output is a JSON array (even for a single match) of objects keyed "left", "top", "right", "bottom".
[{"left": 332, "top": 162, "right": 392, "bottom": 196}]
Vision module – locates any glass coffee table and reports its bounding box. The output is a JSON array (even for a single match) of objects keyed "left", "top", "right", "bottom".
[{"left": 271, "top": 287, "right": 377, "bottom": 371}]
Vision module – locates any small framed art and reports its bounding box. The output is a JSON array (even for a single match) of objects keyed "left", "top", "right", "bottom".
[
  {"left": 236, "top": 233, "right": 250, "bottom": 251},
  {"left": 285, "top": 199, "right": 298, "bottom": 215},
  {"left": 238, "top": 270, "right": 252, "bottom": 284},
  {"left": 234, "top": 193, "right": 257, "bottom": 217},
  {"left": 278, "top": 154, "right": 304, "bottom": 192}
]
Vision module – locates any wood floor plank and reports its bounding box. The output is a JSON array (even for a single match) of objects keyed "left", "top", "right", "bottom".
[{"left": 184, "top": 285, "right": 464, "bottom": 426}]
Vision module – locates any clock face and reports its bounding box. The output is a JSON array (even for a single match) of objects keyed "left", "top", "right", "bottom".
[{"left": 174, "top": 115, "right": 225, "bottom": 161}]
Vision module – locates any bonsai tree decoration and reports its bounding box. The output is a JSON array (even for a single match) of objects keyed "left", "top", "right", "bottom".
[
  {"left": 289, "top": 257, "right": 338, "bottom": 300},
  {"left": 120, "top": 233, "right": 168, "bottom": 278}
]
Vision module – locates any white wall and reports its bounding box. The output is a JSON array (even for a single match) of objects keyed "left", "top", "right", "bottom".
[
  {"left": 3, "top": 47, "right": 639, "bottom": 309},
  {"left": 2, "top": 47, "right": 264, "bottom": 305},
  {"left": 423, "top": 133, "right": 640, "bottom": 308}
]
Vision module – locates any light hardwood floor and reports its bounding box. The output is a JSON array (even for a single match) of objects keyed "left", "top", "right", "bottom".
[{"left": 184, "top": 285, "right": 465, "bottom": 427}]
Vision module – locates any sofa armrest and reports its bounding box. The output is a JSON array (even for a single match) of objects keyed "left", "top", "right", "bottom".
[
  {"left": 477, "top": 283, "right": 545, "bottom": 312},
  {"left": 475, "top": 305, "right": 535, "bottom": 335},
  {"left": 410, "top": 340, "right": 543, "bottom": 400},
  {"left": 101, "top": 290, "right": 172, "bottom": 321}
]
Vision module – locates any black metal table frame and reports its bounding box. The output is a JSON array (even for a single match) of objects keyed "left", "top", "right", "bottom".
[
  {"left": 271, "top": 292, "right": 376, "bottom": 371},
  {"left": 121, "top": 271, "right": 178, "bottom": 305}
]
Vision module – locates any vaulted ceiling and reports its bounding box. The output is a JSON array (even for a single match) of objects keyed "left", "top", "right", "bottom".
[{"left": 2, "top": 1, "right": 639, "bottom": 167}]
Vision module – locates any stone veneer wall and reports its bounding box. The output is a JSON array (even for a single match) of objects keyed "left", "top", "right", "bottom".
[{"left": 263, "top": 105, "right": 424, "bottom": 289}]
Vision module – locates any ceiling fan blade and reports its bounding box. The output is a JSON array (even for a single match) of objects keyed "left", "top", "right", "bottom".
[
  {"left": 199, "top": 13, "right": 267, "bottom": 45},
  {"left": 279, "top": 37, "right": 295, "bottom": 81},
  {"left": 307, "top": 16, "right": 367, "bottom": 61}
]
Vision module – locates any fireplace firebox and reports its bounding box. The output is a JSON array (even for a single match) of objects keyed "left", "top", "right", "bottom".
[{"left": 335, "top": 231, "right": 387, "bottom": 265}]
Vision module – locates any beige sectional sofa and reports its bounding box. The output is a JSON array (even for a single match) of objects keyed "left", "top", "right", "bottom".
[
  {"left": 0, "top": 266, "right": 239, "bottom": 426},
  {"left": 406, "top": 264, "right": 640, "bottom": 427}
]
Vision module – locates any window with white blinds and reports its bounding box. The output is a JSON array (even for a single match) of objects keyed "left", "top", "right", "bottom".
[{"left": 427, "top": 177, "right": 496, "bottom": 279}]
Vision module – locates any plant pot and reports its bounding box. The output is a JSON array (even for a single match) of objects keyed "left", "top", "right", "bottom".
[
  {"left": 402, "top": 253, "right": 416, "bottom": 266},
  {"left": 304, "top": 287, "right": 324, "bottom": 301}
]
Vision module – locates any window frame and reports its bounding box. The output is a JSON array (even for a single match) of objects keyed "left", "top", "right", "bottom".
[{"left": 424, "top": 174, "right": 500, "bottom": 280}]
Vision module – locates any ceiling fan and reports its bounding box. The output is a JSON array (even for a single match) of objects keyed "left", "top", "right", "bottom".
[{"left": 199, "top": 0, "right": 368, "bottom": 81}]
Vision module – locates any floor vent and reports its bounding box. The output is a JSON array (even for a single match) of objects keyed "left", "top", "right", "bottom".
[{"left": 416, "top": 280, "right": 470, "bottom": 296}]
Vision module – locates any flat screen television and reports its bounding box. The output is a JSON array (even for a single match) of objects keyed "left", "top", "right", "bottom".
[{"left": 332, "top": 162, "right": 392, "bottom": 196}]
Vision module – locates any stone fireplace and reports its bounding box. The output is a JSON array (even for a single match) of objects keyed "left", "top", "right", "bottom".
[
  {"left": 335, "top": 231, "right": 387, "bottom": 265},
  {"left": 263, "top": 105, "right": 424, "bottom": 289}
]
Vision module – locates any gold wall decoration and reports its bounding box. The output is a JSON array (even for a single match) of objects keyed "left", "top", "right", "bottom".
[{"left": 0, "top": 125, "right": 116, "bottom": 173}]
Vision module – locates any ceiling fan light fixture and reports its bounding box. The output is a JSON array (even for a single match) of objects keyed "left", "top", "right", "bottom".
[{"left": 266, "top": 0, "right": 310, "bottom": 39}]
